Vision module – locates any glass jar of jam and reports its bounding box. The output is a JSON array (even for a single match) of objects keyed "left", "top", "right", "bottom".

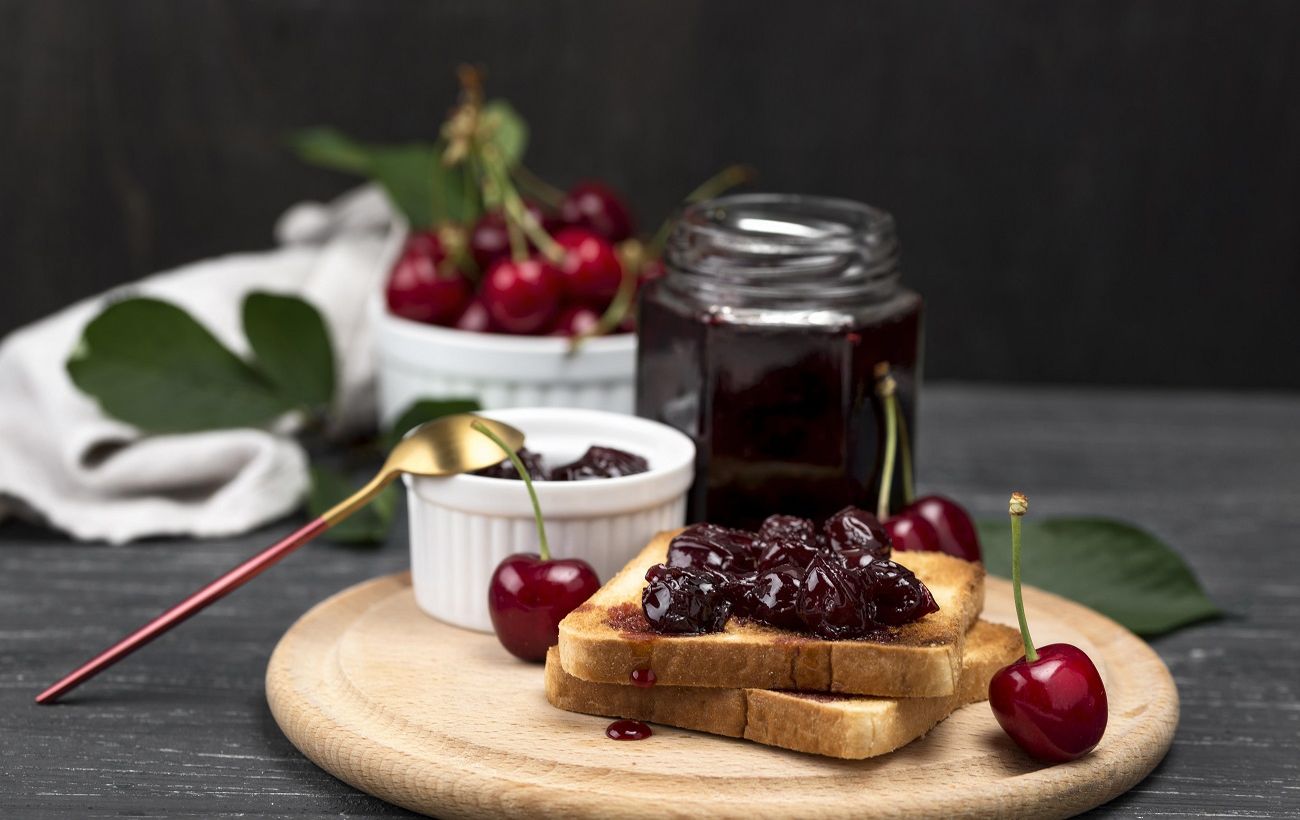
[{"left": 636, "top": 194, "right": 922, "bottom": 530}]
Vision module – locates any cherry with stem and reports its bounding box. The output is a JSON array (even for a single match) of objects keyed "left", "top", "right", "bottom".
[
  {"left": 569, "top": 166, "right": 755, "bottom": 350},
  {"left": 876, "top": 366, "right": 943, "bottom": 552},
  {"left": 988, "top": 492, "right": 1108, "bottom": 762},
  {"left": 875, "top": 363, "right": 982, "bottom": 561},
  {"left": 475, "top": 421, "right": 601, "bottom": 662}
]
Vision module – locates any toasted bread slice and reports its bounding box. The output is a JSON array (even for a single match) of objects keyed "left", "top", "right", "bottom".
[
  {"left": 546, "top": 620, "right": 1022, "bottom": 759},
  {"left": 557, "top": 532, "right": 984, "bottom": 697}
]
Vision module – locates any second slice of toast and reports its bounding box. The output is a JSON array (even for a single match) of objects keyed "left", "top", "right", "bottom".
[
  {"left": 557, "top": 532, "right": 985, "bottom": 697},
  {"left": 547, "top": 620, "right": 1023, "bottom": 759}
]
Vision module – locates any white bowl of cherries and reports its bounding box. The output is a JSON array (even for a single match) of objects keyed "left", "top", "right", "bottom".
[
  {"left": 374, "top": 176, "right": 654, "bottom": 424},
  {"left": 404, "top": 406, "right": 695, "bottom": 634}
]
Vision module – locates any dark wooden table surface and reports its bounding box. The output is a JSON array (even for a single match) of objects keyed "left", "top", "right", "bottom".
[{"left": 3, "top": 384, "right": 1297, "bottom": 818}]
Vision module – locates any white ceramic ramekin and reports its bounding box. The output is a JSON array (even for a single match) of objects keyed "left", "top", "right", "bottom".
[
  {"left": 404, "top": 407, "right": 695, "bottom": 632},
  {"left": 372, "top": 295, "right": 637, "bottom": 424}
]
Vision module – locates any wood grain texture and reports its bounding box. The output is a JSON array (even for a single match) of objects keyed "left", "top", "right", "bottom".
[
  {"left": 2, "top": 385, "right": 1298, "bottom": 818},
  {"left": 265, "top": 571, "right": 1176, "bottom": 819}
]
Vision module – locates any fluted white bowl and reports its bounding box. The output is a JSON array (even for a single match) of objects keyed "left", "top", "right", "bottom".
[
  {"left": 405, "top": 407, "right": 695, "bottom": 632},
  {"left": 372, "top": 295, "right": 637, "bottom": 424}
]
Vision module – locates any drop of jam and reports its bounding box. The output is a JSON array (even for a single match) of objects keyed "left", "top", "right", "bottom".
[
  {"left": 630, "top": 667, "right": 657, "bottom": 688},
  {"left": 606, "top": 719, "right": 653, "bottom": 741}
]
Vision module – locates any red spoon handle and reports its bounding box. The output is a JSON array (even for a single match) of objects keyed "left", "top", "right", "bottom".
[{"left": 35, "top": 516, "right": 331, "bottom": 705}]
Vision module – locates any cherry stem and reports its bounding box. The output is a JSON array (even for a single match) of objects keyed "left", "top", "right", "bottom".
[
  {"left": 438, "top": 223, "right": 480, "bottom": 282},
  {"left": 504, "top": 208, "right": 526, "bottom": 261},
  {"left": 512, "top": 164, "right": 565, "bottom": 208},
  {"left": 478, "top": 146, "right": 563, "bottom": 265},
  {"left": 1009, "top": 492, "right": 1037, "bottom": 662},
  {"left": 567, "top": 259, "right": 637, "bottom": 353},
  {"left": 894, "top": 394, "right": 915, "bottom": 505},
  {"left": 479, "top": 154, "right": 527, "bottom": 262},
  {"left": 875, "top": 368, "right": 899, "bottom": 521},
  {"left": 472, "top": 420, "right": 550, "bottom": 561},
  {"left": 506, "top": 190, "right": 563, "bottom": 263},
  {"left": 647, "top": 164, "right": 756, "bottom": 258}
]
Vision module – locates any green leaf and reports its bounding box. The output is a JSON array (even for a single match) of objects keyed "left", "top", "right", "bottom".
[
  {"left": 289, "top": 128, "right": 481, "bottom": 229},
  {"left": 384, "top": 398, "right": 482, "bottom": 450},
  {"left": 977, "top": 517, "right": 1221, "bottom": 636},
  {"left": 242, "top": 292, "right": 335, "bottom": 410},
  {"left": 432, "top": 159, "right": 483, "bottom": 225},
  {"left": 366, "top": 143, "right": 442, "bottom": 229},
  {"left": 308, "top": 465, "right": 397, "bottom": 545},
  {"left": 67, "top": 297, "right": 293, "bottom": 433},
  {"left": 480, "top": 99, "right": 528, "bottom": 168},
  {"left": 288, "top": 127, "right": 373, "bottom": 174}
]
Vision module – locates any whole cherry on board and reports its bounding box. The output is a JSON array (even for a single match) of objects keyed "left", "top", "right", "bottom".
[
  {"left": 908, "top": 494, "right": 982, "bottom": 562},
  {"left": 477, "top": 421, "right": 601, "bottom": 662},
  {"left": 988, "top": 492, "right": 1108, "bottom": 762},
  {"left": 883, "top": 509, "right": 942, "bottom": 553}
]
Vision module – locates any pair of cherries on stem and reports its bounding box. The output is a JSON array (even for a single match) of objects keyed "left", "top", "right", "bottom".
[
  {"left": 990, "top": 492, "right": 1108, "bottom": 762},
  {"left": 874, "top": 366, "right": 982, "bottom": 562},
  {"left": 475, "top": 422, "right": 601, "bottom": 662}
]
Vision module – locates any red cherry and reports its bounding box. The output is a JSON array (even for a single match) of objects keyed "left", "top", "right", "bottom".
[
  {"left": 989, "top": 643, "right": 1108, "bottom": 762},
  {"left": 385, "top": 232, "right": 471, "bottom": 325},
  {"left": 469, "top": 202, "right": 547, "bottom": 271},
  {"left": 908, "top": 495, "right": 982, "bottom": 562},
  {"left": 549, "top": 305, "right": 601, "bottom": 337},
  {"left": 989, "top": 491, "right": 1108, "bottom": 762},
  {"left": 403, "top": 229, "right": 443, "bottom": 258},
  {"left": 453, "top": 297, "right": 494, "bottom": 333},
  {"left": 481, "top": 256, "right": 563, "bottom": 334},
  {"left": 554, "top": 227, "right": 624, "bottom": 306},
  {"left": 560, "top": 180, "right": 634, "bottom": 242},
  {"left": 488, "top": 553, "right": 601, "bottom": 662},
  {"left": 884, "top": 510, "right": 942, "bottom": 552}
]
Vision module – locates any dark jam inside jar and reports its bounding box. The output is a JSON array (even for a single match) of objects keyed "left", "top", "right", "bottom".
[{"left": 636, "top": 194, "right": 921, "bottom": 530}]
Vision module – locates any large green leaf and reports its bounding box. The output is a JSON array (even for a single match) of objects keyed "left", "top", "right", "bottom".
[
  {"left": 383, "top": 398, "right": 482, "bottom": 450},
  {"left": 308, "top": 465, "right": 397, "bottom": 545},
  {"left": 289, "top": 129, "right": 482, "bottom": 229},
  {"left": 432, "top": 159, "right": 483, "bottom": 226},
  {"left": 242, "top": 292, "right": 335, "bottom": 411},
  {"left": 67, "top": 298, "right": 293, "bottom": 433},
  {"left": 978, "top": 517, "right": 1221, "bottom": 637},
  {"left": 287, "top": 127, "right": 372, "bottom": 174},
  {"left": 366, "top": 143, "right": 442, "bottom": 229}
]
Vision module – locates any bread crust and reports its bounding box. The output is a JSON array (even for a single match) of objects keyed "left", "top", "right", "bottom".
[
  {"left": 546, "top": 621, "right": 1023, "bottom": 759},
  {"left": 557, "top": 531, "right": 986, "bottom": 697}
]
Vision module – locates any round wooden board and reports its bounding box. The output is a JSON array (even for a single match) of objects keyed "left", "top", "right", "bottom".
[{"left": 267, "top": 573, "right": 1177, "bottom": 819}]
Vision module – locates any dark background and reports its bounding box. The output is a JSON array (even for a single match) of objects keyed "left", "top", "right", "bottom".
[{"left": 2, "top": 0, "right": 1297, "bottom": 388}]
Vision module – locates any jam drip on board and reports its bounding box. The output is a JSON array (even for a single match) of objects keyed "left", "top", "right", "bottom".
[
  {"left": 605, "top": 719, "right": 653, "bottom": 741},
  {"left": 641, "top": 507, "right": 939, "bottom": 638}
]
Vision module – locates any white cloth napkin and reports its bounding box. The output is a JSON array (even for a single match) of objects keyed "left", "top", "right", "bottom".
[{"left": 0, "top": 185, "right": 401, "bottom": 543}]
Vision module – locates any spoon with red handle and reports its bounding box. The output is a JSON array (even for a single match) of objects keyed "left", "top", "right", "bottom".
[{"left": 35, "top": 414, "right": 523, "bottom": 705}]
